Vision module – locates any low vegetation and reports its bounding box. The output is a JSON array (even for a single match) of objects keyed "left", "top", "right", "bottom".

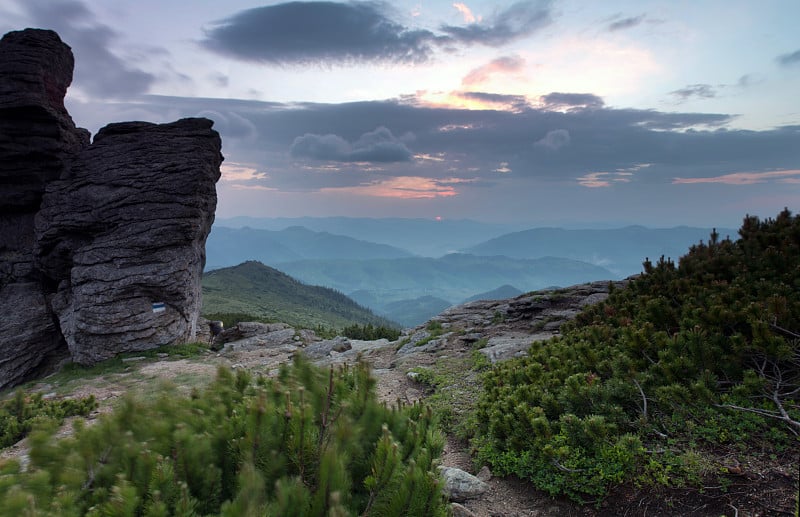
[
  {"left": 409, "top": 348, "right": 492, "bottom": 437},
  {"left": 473, "top": 209, "right": 799, "bottom": 503},
  {"left": 0, "top": 357, "right": 447, "bottom": 516},
  {"left": 341, "top": 323, "right": 401, "bottom": 341},
  {"left": 0, "top": 392, "right": 96, "bottom": 449}
]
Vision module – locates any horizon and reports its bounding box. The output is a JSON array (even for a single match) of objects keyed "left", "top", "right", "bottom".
[
  {"left": 215, "top": 213, "right": 745, "bottom": 232},
  {"left": 2, "top": 0, "right": 798, "bottom": 227}
]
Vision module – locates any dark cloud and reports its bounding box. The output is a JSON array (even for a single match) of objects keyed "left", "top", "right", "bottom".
[
  {"left": 776, "top": 49, "right": 800, "bottom": 66},
  {"left": 18, "top": 0, "right": 155, "bottom": 98},
  {"left": 540, "top": 93, "right": 605, "bottom": 110},
  {"left": 670, "top": 83, "right": 717, "bottom": 102},
  {"left": 78, "top": 93, "right": 798, "bottom": 199},
  {"left": 290, "top": 126, "right": 413, "bottom": 162},
  {"left": 737, "top": 74, "right": 754, "bottom": 87},
  {"left": 202, "top": 2, "right": 436, "bottom": 65},
  {"left": 439, "top": 0, "right": 553, "bottom": 46},
  {"left": 607, "top": 14, "right": 645, "bottom": 32}
]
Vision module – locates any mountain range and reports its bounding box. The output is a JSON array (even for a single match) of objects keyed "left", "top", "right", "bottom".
[
  {"left": 205, "top": 226, "right": 412, "bottom": 270},
  {"left": 276, "top": 253, "right": 613, "bottom": 306},
  {"left": 463, "top": 225, "right": 737, "bottom": 277},
  {"left": 204, "top": 218, "right": 733, "bottom": 326},
  {"left": 215, "top": 216, "right": 526, "bottom": 257}
]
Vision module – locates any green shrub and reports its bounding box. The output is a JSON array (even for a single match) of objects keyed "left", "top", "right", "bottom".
[
  {"left": 0, "top": 357, "right": 446, "bottom": 516},
  {"left": 342, "top": 323, "right": 401, "bottom": 341},
  {"left": 0, "top": 391, "right": 97, "bottom": 449},
  {"left": 474, "top": 209, "right": 800, "bottom": 502}
]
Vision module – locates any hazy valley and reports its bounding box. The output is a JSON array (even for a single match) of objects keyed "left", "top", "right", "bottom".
[{"left": 204, "top": 218, "right": 734, "bottom": 326}]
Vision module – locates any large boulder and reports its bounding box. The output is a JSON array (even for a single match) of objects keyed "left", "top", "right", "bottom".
[
  {"left": 0, "top": 27, "right": 223, "bottom": 385},
  {"left": 35, "top": 118, "right": 222, "bottom": 364},
  {"left": 0, "top": 29, "right": 89, "bottom": 389}
]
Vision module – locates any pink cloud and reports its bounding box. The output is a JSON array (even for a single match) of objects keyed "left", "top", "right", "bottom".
[
  {"left": 220, "top": 162, "right": 267, "bottom": 182},
  {"left": 321, "top": 176, "right": 468, "bottom": 199},
  {"left": 577, "top": 171, "right": 633, "bottom": 188},
  {"left": 453, "top": 2, "right": 477, "bottom": 23},
  {"left": 462, "top": 55, "right": 525, "bottom": 86},
  {"left": 673, "top": 169, "right": 800, "bottom": 185}
]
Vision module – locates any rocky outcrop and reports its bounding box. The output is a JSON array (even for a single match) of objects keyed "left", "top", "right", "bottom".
[
  {"left": 0, "top": 28, "right": 222, "bottom": 387},
  {"left": 35, "top": 119, "right": 222, "bottom": 364},
  {"left": 0, "top": 29, "right": 90, "bottom": 389},
  {"left": 394, "top": 280, "right": 626, "bottom": 366}
]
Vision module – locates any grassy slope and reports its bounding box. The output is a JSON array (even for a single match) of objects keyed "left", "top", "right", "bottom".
[{"left": 202, "top": 261, "right": 397, "bottom": 330}]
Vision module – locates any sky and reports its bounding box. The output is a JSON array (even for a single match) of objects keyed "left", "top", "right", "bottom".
[{"left": 2, "top": 0, "right": 799, "bottom": 228}]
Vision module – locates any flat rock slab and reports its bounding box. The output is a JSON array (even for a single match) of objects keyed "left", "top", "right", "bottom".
[{"left": 479, "top": 332, "right": 553, "bottom": 363}]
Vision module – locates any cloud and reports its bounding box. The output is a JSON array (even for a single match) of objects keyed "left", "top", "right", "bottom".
[
  {"left": 535, "top": 129, "right": 570, "bottom": 150},
  {"left": 16, "top": 0, "right": 155, "bottom": 98},
  {"left": 776, "top": 49, "right": 800, "bottom": 67},
  {"left": 455, "top": 91, "right": 529, "bottom": 110},
  {"left": 577, "top": 171, "right": 633, "bottom": 188},
  {"left": 194, "top": 110, "right": 258, "bottom": 140},
  {"left": 323, "top": 176, "right": 461, "bottom": 199},
  {"left": 220, "top": 162, "right": 268, "bottom": 182},
  {"left": 540, "top": 92, "right": 604, "bottom": 110},
  {"left": 607, "top": 14, "right": 645, "bottom": 32},
  {"left": 673, "top": 169, "right": 800, "bottom": 185},
  {"left": 439, "top": 0, "right": 553, "bottom": 46},
  {"left": 210, "top": 73, "right": 229, "bottom": 88},
  {"left": 80, "top": 93, "right": 798, "bottom": 199},
  {"left": 290, "top": 126, "right": 413, "bottom": 162},
  {"left": 736, "top": 74, "right": 755, "bottom": 88},
  {"left": 670, "top": 83, "right": 717, "bottom": 102},
  {"left": 462, "top": 55, "right": 525, "bottom": 86},
  {"left": 202, "top": 2, "right": 436, "bottom": 65},
  {"left": 453, "top": 3, "right": 478, "bottom": 23},
  {"left": 494, "top": 162, "right": 511, "bottom": 173}
]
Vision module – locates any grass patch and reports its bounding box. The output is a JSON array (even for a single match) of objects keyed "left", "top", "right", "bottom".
[
  {"left": 407, "top": 350, "right": 491, "bottom": 439},
  {"left": 9, "top": 342, "right": 212, "bottom": 396}
]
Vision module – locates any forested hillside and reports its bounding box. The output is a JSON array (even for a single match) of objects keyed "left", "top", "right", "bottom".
[
  {"left": 474, "top": 209, "right": 799, "bottom": 504},
  {"left": 202, "top": 261, "right": 397, "bottom": 331}
]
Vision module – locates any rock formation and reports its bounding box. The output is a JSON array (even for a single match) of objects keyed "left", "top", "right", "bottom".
[
  {"left": 0, "top": 28, "right": 222, "bottom": 388},
  {"left": 0, "top": 29, "right": 90, "bottom": 389}
]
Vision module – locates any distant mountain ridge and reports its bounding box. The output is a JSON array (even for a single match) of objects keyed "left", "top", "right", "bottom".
[
  {"left": 463, "top": 225, "right": 737, "bottom": 276},
  {"left": 380, "top": 296, "right": 453, "bottom": 328},
  {"left": 463, "top": 284, "right": 524, "bottom": 303},
  {"left": 205, "top": 225, "right": 413, "bottom": 270},
  {"left": 215, "top": 216, "right": 526, "bottom": 257},
  {"left": 202, "top": 261, "right": 396, "bottom": 330},
  {"left": 277, "top": 253, "right": 614, "bottom": 309}
]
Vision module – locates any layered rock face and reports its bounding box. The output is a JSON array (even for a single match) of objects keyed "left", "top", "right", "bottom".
[
  {"left": 36, "top": 119, "right": 222, "bottom": 363},
  {"left": 0, "top": 29, "right": 90, "bottom": 388},
  {"left": 0, "top": 28, "right": 222, "bottom": 387}
]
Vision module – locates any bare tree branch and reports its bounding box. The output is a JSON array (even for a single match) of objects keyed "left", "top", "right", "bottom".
[
  {"left": 551, "top": 458, "right": 586, "bottom": 473},
  {"left": 633, "top": 378, "right": 648, "bottom": 420}
]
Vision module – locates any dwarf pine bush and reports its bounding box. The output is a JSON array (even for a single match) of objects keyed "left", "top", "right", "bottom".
[
  {"left": 0, "top": 357, "right": 447, "bottom": 516},
  {"left": 0, "top": 391, "right": 97, "bottom": 449},
  {"left": 474, "top": 209, "right": 800, "bottom": 502}
]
